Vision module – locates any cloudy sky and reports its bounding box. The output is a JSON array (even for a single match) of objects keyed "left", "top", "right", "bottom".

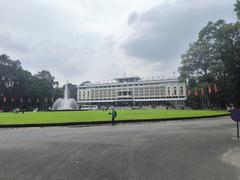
[{"left": 0, "top": 0, "right": 237, "bottom": 85}]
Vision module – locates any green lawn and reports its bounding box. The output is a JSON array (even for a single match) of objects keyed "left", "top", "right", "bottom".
[{"left": 0, "top": 109, "right": 229, "bottom": 125}]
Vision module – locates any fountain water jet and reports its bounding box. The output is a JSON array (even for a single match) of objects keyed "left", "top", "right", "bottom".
[{"left": 52, "top": 82, "right": 79, "bottom": 110}]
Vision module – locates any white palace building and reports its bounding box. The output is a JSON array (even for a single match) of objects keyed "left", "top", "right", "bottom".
[{"left": 77, "top": 76, "right": 186, "bottom": 107}]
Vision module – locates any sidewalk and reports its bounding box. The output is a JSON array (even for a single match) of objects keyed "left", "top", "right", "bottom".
[{"left": 222, "top": 147, "right": 240, "bottom": 171}]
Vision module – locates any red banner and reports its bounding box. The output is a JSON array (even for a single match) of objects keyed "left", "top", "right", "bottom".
[
  {"left": 201, "top": 88, "right": 205, "bottom": 96},
  {"left": 214, "top": 84, "right": 218, "bottom": 93},
  {"left": 208, "top": 85, "right": 212, "bottom": 94},
  {"left": 195, "top": 90, "right": 198, "bottom": 96}
]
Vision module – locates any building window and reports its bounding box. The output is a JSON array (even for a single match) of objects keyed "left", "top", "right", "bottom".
[
  {"left": 180, "top": 86, "right": 184, "bottom": 96},
  {"left": 174, "top": 87, "right": 177, "bottom": 96},
  {"left": 160, "top": 86, "right": 166, "bottom": 96},
  {"left": 167, "top": 87, "right": 171, "bottom": 96},
  {"left": 91, "top": 90, "right": 94, "bottom": 98}
]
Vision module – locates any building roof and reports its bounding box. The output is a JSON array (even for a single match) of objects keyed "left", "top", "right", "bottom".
[
  {"left": 114, "top": 76, "right": 140, "bottom": 83},
  {"left": 78, "top": 77, "right": 182, "bottom": 88}
]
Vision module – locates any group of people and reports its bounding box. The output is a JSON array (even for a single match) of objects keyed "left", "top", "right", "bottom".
[{"left": 13, "top": 108, "right": 25, "bottom": 113}]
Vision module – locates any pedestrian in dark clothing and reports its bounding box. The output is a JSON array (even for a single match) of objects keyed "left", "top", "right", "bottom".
[{"left": 109, "top": 109, "right": 117, "bottom": 125}]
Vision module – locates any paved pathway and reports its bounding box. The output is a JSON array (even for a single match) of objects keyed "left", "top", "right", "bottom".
[{"left": 0, "top": 116, "right": 239, "bottom": 180}]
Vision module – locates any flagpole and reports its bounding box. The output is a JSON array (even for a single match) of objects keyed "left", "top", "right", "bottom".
[
  {"left": 237, "top": 121, "right": 239, "bottom": 139},
  {"left": 214, "top": 86, "right": 217, "bottom": 108},
  {"left": 200, "top": 91, "right": 203, "bottom": 109},
  {"left": 46, "top": 98, "right": 48, "bottom": 111}
]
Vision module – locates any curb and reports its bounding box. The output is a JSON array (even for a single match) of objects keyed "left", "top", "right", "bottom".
[{"left": 0, "top": 113, "right": 230, "bottom": 128}]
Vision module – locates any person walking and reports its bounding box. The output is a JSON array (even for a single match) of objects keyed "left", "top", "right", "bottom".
[{"left": 110, "top": 109, "right": 117, "bottom": 125}]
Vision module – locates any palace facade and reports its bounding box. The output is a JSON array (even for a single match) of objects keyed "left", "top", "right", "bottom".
[{"left": 77, "top": 77, "right": 186, "bottom": 106}]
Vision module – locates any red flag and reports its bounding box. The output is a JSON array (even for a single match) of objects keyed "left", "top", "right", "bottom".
[
  {"left": 201, "top": 89, "right": 205, "bottom": 96},
  {"left": 208, "top": 85, "right": 212, "bottom": 94},
  {"left": 214, "top": 84, "right": 218, "bottom": 93},
  {"left": 3, "top": 96, "right": 6, "bottom": 102},
  {"left": 195, "top": 90, "right": 198, "bottom": 96}
]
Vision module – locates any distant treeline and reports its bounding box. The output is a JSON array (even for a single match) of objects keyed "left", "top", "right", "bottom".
[
  {"left": 0, "top": 54, "right": 77, "bottom": 111},
  {"left": 178, "top": 0, "right": 240, "bottom": 109}
]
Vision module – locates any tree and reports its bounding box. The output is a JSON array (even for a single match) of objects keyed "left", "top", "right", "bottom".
[
  {"left": 179, "top": 20, "right": 227, "bottom": 83},
  {"left": 0, "top": 54, "right": 64, "bottom": 111},
  {"left": 179, "top": 19, "right": 240, "bottom": 108},
  {"left": 215, "top": 21, "right": 240, "bottom": 107},
  {"left": 0, "top": 54, "right": 34, "bottom": 110},
  {"left": 34, "top": 70, "right": 58, "bottom": 87},
  {"left": 235, "top": 0, "right": 240, "bottom": 20}
]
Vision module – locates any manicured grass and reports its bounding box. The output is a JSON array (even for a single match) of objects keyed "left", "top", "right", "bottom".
[{"left": 0, "top": 109, "right": 229, "bottom": 125}]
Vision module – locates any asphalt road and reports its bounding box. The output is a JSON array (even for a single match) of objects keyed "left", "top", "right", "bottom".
[{"left": 0, "top": 116, "right": 239, "bottom": 180}]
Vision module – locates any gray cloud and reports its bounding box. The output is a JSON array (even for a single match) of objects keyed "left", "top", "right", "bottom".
[
  {"left": 0, "top": 32, "right": 31, "bottom": 53},
  {"left": 128, "top": 11, "right": 138, "bottom": 25},
  {"left": 0, "top": 0, "right": 118, "bottom": 84},
  {"left": 122, "top": 0, "right": 236, "bottom": 64},
  {"left": 0, "top": 30, "right": 116, "bottom": 83}
]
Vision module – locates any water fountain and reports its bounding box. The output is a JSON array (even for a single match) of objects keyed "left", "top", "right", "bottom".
[{"left": 52, "top": 82, "right": 79, "bottom": 110}]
